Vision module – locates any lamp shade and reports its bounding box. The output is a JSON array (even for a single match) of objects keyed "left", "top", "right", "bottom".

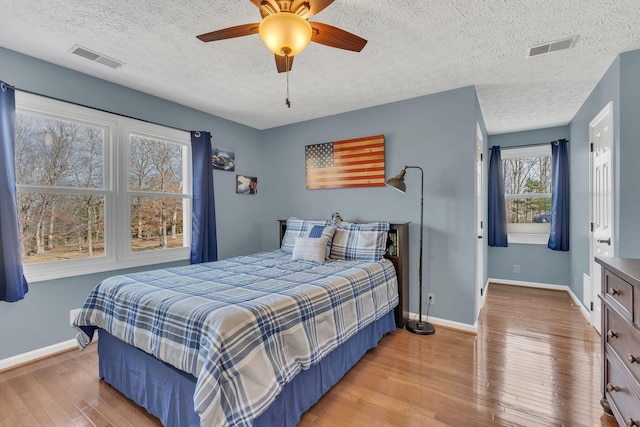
[
  {"left": 386, "top": 169, "right": 407, "bottom": 193},
  {"left": 259, "top": 12, "right": 312, "bottom": 56}
]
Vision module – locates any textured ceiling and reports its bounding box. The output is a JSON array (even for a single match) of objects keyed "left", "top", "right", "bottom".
[{"left": 0, "top": 0, "right": 639, "bottom": 134}]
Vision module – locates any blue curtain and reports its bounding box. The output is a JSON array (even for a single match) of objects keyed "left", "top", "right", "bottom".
[
  {"left": 0, "top": 81, "right": 28, "bottom": 302},
  {"left": 190, "top": 131, "right": 218, "bottom": 264},
  {"left": 488, "top": 146, "right": 508, "bottom": 247},
  {"left": 548, "top": 139, "right": 569, "bottom": 251}
]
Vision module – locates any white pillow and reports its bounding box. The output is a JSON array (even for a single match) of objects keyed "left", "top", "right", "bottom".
[
  {"left": 292, "top": 236, "right": 329, "bottom": 263},
  {"left": 309, "top": 225, "right": 337, "bottom": 259}
]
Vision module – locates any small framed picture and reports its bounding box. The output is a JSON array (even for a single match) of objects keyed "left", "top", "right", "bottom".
[
  {"left": 212, "top": 147, "right": 235, "bottom": 171},
  {"left": 236, "top": 175, "right": 257, "bottom": 195}
]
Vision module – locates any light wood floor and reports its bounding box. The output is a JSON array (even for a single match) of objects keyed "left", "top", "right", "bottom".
[{"left": 0, "top": 284, "right": 618, "bottom": 426}]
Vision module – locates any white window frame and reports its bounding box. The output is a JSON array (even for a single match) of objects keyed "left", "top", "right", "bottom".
[
  {"left": 118, "top": 121, "right": 192, "bottom": 265},
  {"left": 15, "top": 92, "right": 192, "bottom": 282},
  {"left": 502, "top": 145, "right": 551, "bottom": 245}
]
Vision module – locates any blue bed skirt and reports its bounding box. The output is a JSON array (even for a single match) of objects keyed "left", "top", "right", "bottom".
[{"left": 97, "top": 309, "right": 396, "bottom": 427}]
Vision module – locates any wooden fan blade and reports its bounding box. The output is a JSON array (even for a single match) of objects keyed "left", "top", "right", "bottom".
[
  {"left": 292, "top": 0, "right": 334, "bottom": 18},
  {"left": 310, "top": 22, "right": 367, "bottom": 52},
  {"left": 197, "top": 23, "right": 260, "bottom": 42},
  {"left": 275, "top": 54, "right": 294, "bottom": 73}
]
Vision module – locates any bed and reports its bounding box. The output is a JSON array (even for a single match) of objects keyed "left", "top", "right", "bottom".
[{"left": 74, "top": 218, "right": 408, "bottom": 426}]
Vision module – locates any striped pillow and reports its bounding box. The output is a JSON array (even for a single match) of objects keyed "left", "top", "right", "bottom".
[
  {"left": 281, "top": 217, "right": 331, "bottom": 253},
  {"left": 329, "top": 222, "right": 390, "bottom": 261}
]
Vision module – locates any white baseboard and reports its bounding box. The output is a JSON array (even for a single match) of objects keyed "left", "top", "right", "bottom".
[
  {"left": 0, "top": 327, "right": 98, "bottom": 373},
  {"left": 489, "top": 277, "right": 568, "bottom": 291},
  {"left": 406, "top": 278, "right": 493, "bottom": 334},
  {"left": 488, "top": 278, "right": 590, "bottom": 322},
  {"left": 0, "top": 339, "right": 78, "bottom": 373},
  {"left": 409, "top": 311, "right": 477, "bottom": 334},
  {"left": 473, "top": 278, "right": 491, "bottom": 331}
]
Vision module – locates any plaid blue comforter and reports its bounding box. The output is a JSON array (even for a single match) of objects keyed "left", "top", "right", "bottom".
[{"left": 74, "top": 250, "right": 398, "bottom": 427}]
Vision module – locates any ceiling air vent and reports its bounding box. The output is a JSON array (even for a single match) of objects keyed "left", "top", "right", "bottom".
[
  {"left": 527, "top": 36, "right": 578, "bottom": 58},
  {"left": 70, "top": 45, "right": 124, "bottom": 69}
]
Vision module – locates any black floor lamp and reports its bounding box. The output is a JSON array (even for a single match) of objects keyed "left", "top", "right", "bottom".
[{"left": 386, "top": 166, "right": 435, "bottom": 335}]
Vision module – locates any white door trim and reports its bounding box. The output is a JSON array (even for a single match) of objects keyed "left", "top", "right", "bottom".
[
  {"left": 589, "top": 101, "right": 614, "bottom": 333},
  {"left": 475, "top": 122, "right": 485, "bottom": 321}
]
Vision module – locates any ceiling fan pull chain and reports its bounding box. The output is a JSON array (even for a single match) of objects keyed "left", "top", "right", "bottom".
[{"left": 285, "top": 53, "right": 291, "bottom": 108}]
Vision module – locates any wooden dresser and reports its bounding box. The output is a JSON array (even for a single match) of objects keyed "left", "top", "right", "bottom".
[
  {"left": 278, "top": 220, "right": 410, "bottom": 328},
  {"left": 597, "top": 256, "right": 640, "bottom": 425}
]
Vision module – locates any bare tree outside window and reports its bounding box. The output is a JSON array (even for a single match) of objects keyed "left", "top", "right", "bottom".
[
  {"left": 502, "top": 146, "right": 552, "bottom": 235},
  {"left": 14, "top": 92, "right": 191, "bottom": 282},
  {"left": 129, "top": 136, "right": 185, "bottom": 252},
  {"left": 15, "top": 113, "right": 105, "bottom": 263}
]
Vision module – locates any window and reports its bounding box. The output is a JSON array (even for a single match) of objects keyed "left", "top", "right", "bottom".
[
  {"left": 125, "top": 128, "right": 191, "bottom": 256},
  {"left": 15, "top": 92, "right": 191, "bottom": 281},
  {"left": 502, "top": 145, "right": 551, "bottom": 244}
]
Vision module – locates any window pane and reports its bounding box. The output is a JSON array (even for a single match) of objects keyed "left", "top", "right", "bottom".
[
  {"left": 129, "top": 136, "right": 184, "bottom": 193},
  {"left": 503, "top": 155, "right": 551, "bottom": 195},
  {"left": 15, "top": 112, "right": 104, "bottom": 188},
  {"left": 506, "top": 197, "right": 552, "bottom": 224},
  {"left": 18, "top": 193, "right": 105, "bottom": 264},
  {"left": 131, "top": 196, "right": 185, "bottom": 252}
]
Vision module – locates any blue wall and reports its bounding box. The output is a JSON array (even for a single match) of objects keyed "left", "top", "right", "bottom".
[
  {"left": 618, "top": 51, "right": 640, "bottom": 258},
  {"left": 487, "top": 126, "right": 571, "bottom": 287},
  {"left": 567, "top": 49, "right": 640, "bottom": 302},
  {"left": 260, "top": 86, "right": 484, "bottom": 326},
  {"left": 0, "top": 47, "right": 265, "bottom": 359},
  {"left": 0, "top": 262, "right": 185, "bottom": 358},
  {"left": 568, "top": 55, "right": 620, "bottom": 301},
  {"left": 0, "top": 47, "right": 487, "bottom": 360}
]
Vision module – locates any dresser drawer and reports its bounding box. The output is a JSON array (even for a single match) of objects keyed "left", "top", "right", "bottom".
[
  {"left": 606, "top": 307, "right": 640, "bottom": 383},
  {"left": 605, "top": 353, "right": 640, "bottom": 426},
  {"left": 605, "top": 269, "right": 634, "bottom": 320}
]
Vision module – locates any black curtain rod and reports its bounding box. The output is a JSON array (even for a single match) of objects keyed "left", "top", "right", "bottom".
[
  {"left": 489, "top": 139, "right": 569, "bottom": 150},
  {"left": 11, "top": 85, "right": 197, "bottom": 135}
]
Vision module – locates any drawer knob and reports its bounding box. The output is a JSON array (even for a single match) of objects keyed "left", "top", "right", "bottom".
[
  {"left": 628, "top": 354, "right": 639, "bottom": 364},
  {"left": 607, "top": 330, "right": 618, "bottom": 339},
  {"left": 626, "top": 417, "right": 638, "bottom": 427},
  {"left": 608, "top": 287, "right": 621, "bottom": 296},
  {"left": 607, "top": 383, "right": 619, "bottom": 392}
]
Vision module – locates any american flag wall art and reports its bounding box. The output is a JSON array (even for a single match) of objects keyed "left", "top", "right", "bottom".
[{"left": 305, "top": 135, "right": 385, "bottom": 189}]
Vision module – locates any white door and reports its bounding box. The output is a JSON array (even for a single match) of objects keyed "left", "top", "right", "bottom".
[
  {"left": 589, "top": 102, "right": 614, "bottom": 333},
  {"left": 475, "top": 123, "right": 485, "bottom": 320}
]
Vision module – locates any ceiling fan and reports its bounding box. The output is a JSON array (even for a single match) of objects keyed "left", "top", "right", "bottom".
[{"left": 196, "top": 0, "right": 367, "bottom": 73}]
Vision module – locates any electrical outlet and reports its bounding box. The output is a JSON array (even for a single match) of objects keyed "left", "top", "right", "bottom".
[
  {"left": 514, "top": 264, "right": 520, "bottom": 273},
  {"left": 427, "top": 293, "right": 435, "bottom": 305}
]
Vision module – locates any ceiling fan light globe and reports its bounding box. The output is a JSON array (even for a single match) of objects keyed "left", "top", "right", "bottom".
[{"left": 259, "top": 12, "right": 312, "bottom": 57}]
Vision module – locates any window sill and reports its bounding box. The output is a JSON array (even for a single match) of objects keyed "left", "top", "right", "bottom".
[
  {"left": 24, "top": 247, "right": 191, "bottom": 283},
  {"left": 508, "top": 234, "right": 549, "bottom": 245}
]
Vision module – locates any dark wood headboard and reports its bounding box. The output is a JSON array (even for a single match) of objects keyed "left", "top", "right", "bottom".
[{"left": 278, "top": 219, "right": 410, "bottom": 328}]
